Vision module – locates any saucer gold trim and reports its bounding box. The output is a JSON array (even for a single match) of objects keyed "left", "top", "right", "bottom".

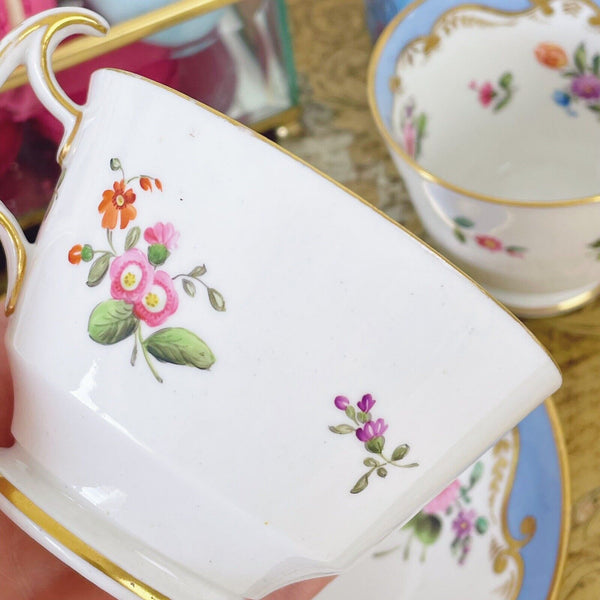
[
  {"left": 367, "top": 0, "right": 600, "bottom": 208},
  {"left": 546, "top": 398, "right": 571, "bottom": 600},
  {"left": 0, "top": 477, "right": 168, "bottom": 600}
]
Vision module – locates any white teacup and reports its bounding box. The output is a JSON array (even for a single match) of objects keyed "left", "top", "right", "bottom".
[
  {"left": 0, "top": 9, "right": 561, "bottom": 600},
  {"left": 369, "top": 0, "right": 600, "bottom": 317}
]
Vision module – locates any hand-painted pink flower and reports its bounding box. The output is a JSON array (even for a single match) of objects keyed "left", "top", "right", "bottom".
[
  {"left": 356, "top": 418, "right": 388, "bottom": 442},
  {"left": 475, "top": 234, "right": 503, "bottom": 252},
  {"left": 134, "top": 271, "right": 179, "bottom": 327},
  {"left": 479, "top": 82, "right": 495, "bottom": 107},
  {"left": 423, "top": 479, "right": 461, "bottom": 515},
  {"left": 334, "top": 395, "right": 350, "bottom": 410},
  {"left": 452, "top": 510, "right": 476, "bottom": 539},
  {"left": 357, "top": 393, "right": 375, "bottom": 413},
  {"left": 403, "top": 121, "right": 417, "bottom": 158},
  {"left": 144, "top": 222, "right": 180, "bottom": 250},
  {"left": 571, "top": 74, "right": 600, "bottom": 100},
  {"left": 110, "top": 248, "right": 154, "bottom": 303}
]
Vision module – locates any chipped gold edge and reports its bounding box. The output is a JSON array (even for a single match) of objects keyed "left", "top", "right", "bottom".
[{"left": 367, "top": 0, "right": 600, "bottom": 208}]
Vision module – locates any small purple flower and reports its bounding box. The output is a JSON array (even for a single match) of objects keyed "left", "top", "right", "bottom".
[
  {"left": 334, "top": 395, "right": 350, "bottom": 410},
  {"left": 571, "top": 73, "right": 600, "bottom": 100},
  {"left": 357, "top": 393, "right": 375, "bottom": 413},
  {"left": 356, "top": 418, "right": 388, "bottom": 442},
  {"left": 452, "top": 510, "right": 476, "bottom": 539}
]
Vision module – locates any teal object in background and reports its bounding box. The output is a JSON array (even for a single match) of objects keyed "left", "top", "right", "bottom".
[{"left": 364, "top": 0, "right": 412, "bottom": 40}]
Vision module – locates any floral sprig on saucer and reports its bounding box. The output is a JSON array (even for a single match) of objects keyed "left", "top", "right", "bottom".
[
  {"left": 469, "top": 72, "right": 514, "bottom": 112},
  {"left": 329, "top": 394, "right": 418, "bottom": 494},
  {"left": 374, "top": 462, "right": 488, "bottom": 564},
  {"left": 68, "top": 158, "right": 225, "bottom": 383},
  {"left": 536, "top": 42, "right": 600, "bottom": 118},
  {"left": 452, "top": 216, "right": 527, "bottom": 258}
]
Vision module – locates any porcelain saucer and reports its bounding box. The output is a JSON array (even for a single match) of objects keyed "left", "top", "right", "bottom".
[{"left": 316, "top": 399, "right": 569, "bottom": 600}]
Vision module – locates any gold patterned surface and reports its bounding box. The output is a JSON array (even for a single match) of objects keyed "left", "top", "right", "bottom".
[{"left": 285, "top": 0, "right": 599, "bottom": 597}]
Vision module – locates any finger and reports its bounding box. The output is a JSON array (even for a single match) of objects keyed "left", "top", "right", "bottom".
[
  {"left": 261, "top": 576, "right": 335, "bottom": 600},
  {"left": 0, "top": 310, "right": 13, "bottom": 447}
]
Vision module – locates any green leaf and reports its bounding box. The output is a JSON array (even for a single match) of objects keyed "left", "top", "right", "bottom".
[
  {"left": 377, "top": 467, "right": 388, "bottom": 478},
  {"left": 208, "top": 288, "right": 226, "bottom": 312},
  {"left": 88, "top": 300, "right": 137, "bottom": 345},
  {"left": 475, "top": 516, "right": 488, "bottom": 534},
  {"left": 493, "top": 92, "right": 512, "bottom": 112},
  {"left": 110, "top": 158, "right": 122, "bottom": 171},
  {"left": 454, "top": 216, "right": 474, "bottom": 228},
  {"left": 182, "top": 279, "right": 196, "bottom": 297},
  {"left": 329, "top": 424, "right": 355, "bottom": 434},
  {"left": 363, "top": 458, "right": 378, "bottom": 467},
  {"left": 498, "top": 72, "right": 513, "bottom": 89},
  {"left": 144, "top": 328, "right": 215, "bottom": 370},
  {"left": 350, "top": 473, "right": 370, "bottom": 494},
  {"left": 470, "top": 461, "right": 484, "bottom": 486},
  {"left": 505, "top": 245, "right": 527, "bottom": 254},
  {"left": 413, "top": 513, "right": 442, "bottom": 545},
  {"left": 588, "top": 104, "right": 600, "bottom": 112},
  {"left": 415, "top": 113, "right": 427, "bottom": 137},
  {"left": 561, "top": 70, "right": 580, "bottom": 78},
  {"left": 392, "top": 444, "right": 409, "bottom": 461},
  {"left": 453, "top": 227, "right": 466, "bottom": 243},
  {"left": 365, "top": 436, "right": 385, "bottom": 454},
  {"left": 86, "top": 253, "right": 111, "bottom": 287},
  {"left": 190, "top": 265, "right": 207, "bottom": 278},
  {"left": 345, "top": 405, "right": 356, "bottom": 420},
  {"left": 589, "top": 238, "right": 600, "bottom": 249},
  {"left": 125, "top": 226, "right": 141, "bottom": 251},
  {"left": 594, "top": 54, "right": 600, "bottom": 75},
  {"left": 357, "top": 411, "right": 368, "bottom": 423},
  {"left": 575, "top": 43, "right": 586, "bottom": 74}
]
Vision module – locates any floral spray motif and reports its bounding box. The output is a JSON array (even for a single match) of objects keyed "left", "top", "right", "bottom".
[
  {"left": 452, "top": 216, "right": 527, "bottom": 258},
  {"left": 373, "top": 462, "right": 488, "bottom": 564},
  {"left": 68, "top": 158, "right": 226, "bottom": 383},
  {"left": 535, "top": 42, "right": 600, "bottom": 118},
  {"left": 329, "top": 394, "right": 418, "bottom": 494},
  {"left": 400, "top": 98, "right": 427, "bottom": 159}
]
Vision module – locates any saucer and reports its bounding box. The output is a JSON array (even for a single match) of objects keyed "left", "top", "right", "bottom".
[{"left": 316, "top": 399, "right": 569, "bottom": 600}]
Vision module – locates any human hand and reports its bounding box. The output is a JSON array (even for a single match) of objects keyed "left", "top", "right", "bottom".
[{"left": 0, "top": 311, "right": 331, "bottom": 599}]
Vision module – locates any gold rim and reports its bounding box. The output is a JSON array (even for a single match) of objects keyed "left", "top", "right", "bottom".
[
  {"left": 367, "top": 0, "right": 600, "bottom": 209},
  {"left": 514, "top": 284, "right": 600, "bottom": 319},
  {"left": 545, "top": 397, "right": 571, "bottom": 600}
]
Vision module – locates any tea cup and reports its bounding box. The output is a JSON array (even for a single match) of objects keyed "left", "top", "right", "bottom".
[
  {"left": 369, "top": 0, "right": 600, "bottom": 317},
  {"left": 0, "top": 8, "right": 561, "bottom": 600}
]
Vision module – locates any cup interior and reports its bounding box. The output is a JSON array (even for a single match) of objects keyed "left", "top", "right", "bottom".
[{"left": 376, "top": 0, "right": 600, "bottom": 202}]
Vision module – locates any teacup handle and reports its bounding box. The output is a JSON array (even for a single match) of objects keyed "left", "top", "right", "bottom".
[{"left": 0, "top": 9, "right": 108, "bottom": 315}]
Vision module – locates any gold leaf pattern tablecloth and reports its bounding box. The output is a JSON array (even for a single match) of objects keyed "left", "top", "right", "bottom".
[{"left": 284, "top": 1, "right": 600, "bottom": 598}]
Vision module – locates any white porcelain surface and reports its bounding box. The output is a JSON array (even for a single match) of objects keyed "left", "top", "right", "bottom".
[
  {"left": 0, "top": 9, "right": 561, "bottom": 600},
  {"left": 370, "top": 0, "right": 600, "bottom": 316}
]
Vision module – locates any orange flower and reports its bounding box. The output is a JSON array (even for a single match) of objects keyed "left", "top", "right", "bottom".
[
  {"left": 535, "top": 43, "right": 568, "bottom": 69},
  {"left": 155, "top": 178, "right": 162, "bottom": 191},
  {"left": 98, "top": 180, "right": 137, "bottom": 230},
  {"left": 68, "top": 244, "right": 82, "bottom": 264},
  {"left": 140, "top": 177, "right": 152, "bottom": 191}
]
